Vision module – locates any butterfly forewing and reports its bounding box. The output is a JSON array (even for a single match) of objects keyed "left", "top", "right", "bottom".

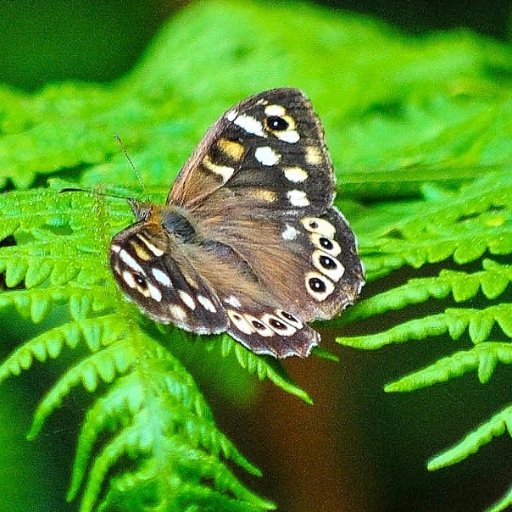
[
  {"left": 110, "top": 215, "right": 228, "bottom": 334},
  {"left": 110, "top": 88, "right": 364, "bottom": 358},
  {"left": 168, "top": 88, "right": 334, "bottom": 212}
]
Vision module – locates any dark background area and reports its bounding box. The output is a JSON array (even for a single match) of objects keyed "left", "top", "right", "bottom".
[
  {"left": 1, "top": 2, "right": 512, "bottom": 512},
  {"left": 0, "top": 1, "right": 510, "bottom": 91}
]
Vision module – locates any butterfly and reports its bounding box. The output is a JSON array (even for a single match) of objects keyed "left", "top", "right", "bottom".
[{"left": 110, "top": 88, "right": 364, "bottom": 358}]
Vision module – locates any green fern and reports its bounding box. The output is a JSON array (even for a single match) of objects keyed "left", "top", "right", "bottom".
[{"left": 2, "top": 1, "right": 512, "bottom": 511}]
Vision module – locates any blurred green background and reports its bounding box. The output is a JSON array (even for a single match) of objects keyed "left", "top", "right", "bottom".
[
  {"left": 1, "top": 1, "right": 512, "bottom": 512},
  {"left": 1, "top": 0, "right": 511, "bottom": 91}
]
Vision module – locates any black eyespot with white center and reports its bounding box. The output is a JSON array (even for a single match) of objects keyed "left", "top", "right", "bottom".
[
  {"left": 309, "top": 277, "right": 326, "bottom": 293},
  {"left": 262, "top": 313, "right": 297, "bottom": 336},
  {"left": 269, "top": 318, "right": 286, "bottom": 330},
  {"left": 319, "top": 255, "right": 336, "bottom": 269},
  {"left": 135, "top": 274, "right": 147, "bottom": 288},
  {"left": 312, "top": 249, "right": 345, "bottom": 282},
  {"left": 252, "top": 319, "right": 265, "bottom": 330},
  {"left": 266, "top": 115, "right": 289, "bottom": 131},
  {"left": 310, "top": 233, "right": 342, "bottom": 257},
  {"left": 320, "top": 237, "right": 333, "bottom": 250},
  {"left": 276, "top": 310, "right": 303, "bottom": 328},
  {"left": 305, "top": 271, "right": 336, "bottom": 301}
]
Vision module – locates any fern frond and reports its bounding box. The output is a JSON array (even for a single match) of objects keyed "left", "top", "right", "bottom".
[
  {"left": 338, "top": 167, "right": 512, "bottom": 508},
  {"left": 428, "top": 402, "right": 512, "bottom": 471},
  {"left": 3, "top": 1, "right": 512, "bottom": 510},
  {"left": 0, "top": 186, "right": 276, "bottom": 510},
  {"left": 385, "top": 341, "right": 512, "bottom": 392},
  {"left": 356, "top": 171, "right": 512, "bottom": 280}
]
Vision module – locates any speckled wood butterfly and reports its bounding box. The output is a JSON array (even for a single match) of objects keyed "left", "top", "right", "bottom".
[{"left": 110, "top": 88, "right": 364, "bottom": 358}]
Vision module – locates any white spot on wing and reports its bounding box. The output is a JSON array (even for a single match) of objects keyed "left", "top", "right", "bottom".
[
  {"left": 282, "top": 223, "right": 299, "bottom": 240},
  {"left": 178, "top": 290, "right": 196, "bottom": 310},
  {"left": 234, "top": 114, "right": 266, "bottom": 137},
  {"left": 287, "top": 190, "right": 310, "bottom": 207},
  {"left": 152, "top": 268, "right": 172, "bottom": 287},
  {"left": 147, "top": 282, "right": 162, "bottom": 302},
  {"left": 120, "top": 250, "right": 144, "bottom": 273},
  {"left": 198, "top": 295, "right": 217, "bottom": 313},
  {"left": 275, "top": 130, "right": 300, "bottom": 143},
  {"left": 226, "top": 109, "right": 237, "bottom": 122},
  {"left": 122, "top": 270, "right": 136, "bottom": 289},
  {"left": 283, "top": 166, "right": 308, "bottom": 183},
  {"left": 224, "top": 295, "right": 242, "bottom": 308},
  {"left": 255, "top": 146, "right": 280, "bottom": 166},
  {"left": 111, "top": 245, "right": 121, "bottom": 253}
]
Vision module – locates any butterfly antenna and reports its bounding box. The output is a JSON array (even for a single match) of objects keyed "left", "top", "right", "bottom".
[{"left": 114, "top": 134, "right": 146, "bottom": 195}]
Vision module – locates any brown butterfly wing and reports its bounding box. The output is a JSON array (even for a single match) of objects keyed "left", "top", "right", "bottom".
[
  {"left": 170, "top": 88, "right": 363, "bottom": 355},
  {"left": 111, "top": 88, "right": 363, "bottom": 358}
]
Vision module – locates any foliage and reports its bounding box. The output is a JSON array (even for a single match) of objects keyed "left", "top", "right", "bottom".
[{"left": 1, "top": 1, "right": 512, "bottom": 511}]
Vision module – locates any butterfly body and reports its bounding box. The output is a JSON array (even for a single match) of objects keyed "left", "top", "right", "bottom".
[{"left": 110, "top": 88, "right": 364, "bottom": 358}]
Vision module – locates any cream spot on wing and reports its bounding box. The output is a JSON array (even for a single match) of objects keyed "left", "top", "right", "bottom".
[
  {"left": 130, "top": 240, "right": 153, "bottom": 261},
  {"left": 264, "top": 104, "right": 286, "bottom": 117},
  {"left": 251, "top": 188, "right": 277, "bottom": 202},
  {"left": 148, "top": 282, "right": 162, "bottom": 302},
  {"left": 234, "top": 114, "right": 266, "bottom": 137},
  {"left": 217, "top": 138, "right": 245, "bottom": 162},
  {"left": 228, "top": 310, "right": 254, "bottom": 334},
  {"left": 202, "top": 155, "right": 234, "bottom": 182},
  {"left": 255, "top": 146, "right": 281, "bottom": 166},
  {"left": 152, "top": 268, "right": 172, "bottom": 287},
  {"left": 224, "top": 295, "right": 242, "bottom": 308},
  {"left": 119, "top": 249, "right": 144, "bottom": 273},
  {"left": 305, "top": 145, "right": 323, "bottom": 165},
  {"left": 198, "top": 295, "right": 217, "bottom": 313},
  {"left": 301, "top": 217, "right": 336, "bottom": 238},
  {"left": 136, "top": 234, "right": 164, "bottom": 257},
  {"left": 169, "top": 304, "right": 187, "bottom": 322},
  {"left": 305, "top": 271, "right": 335, "bottom": 301},
  {"left": 282, "top": 223, "right": 299, "bottom": 240},
  {"left": 111, "top": 244, "right": 121, "bottom": 253},
  {"left": 312, "top": 249, "right": 345, "bottom": 282},
  {"left": 283, "top": 166, "right": 308, "bottom": 183},
  {"left": 287, "top": 190, "right": 310, "bottom": 207},
  {"left": 178, "top": 290, "right": 196, "bottom": 310}
]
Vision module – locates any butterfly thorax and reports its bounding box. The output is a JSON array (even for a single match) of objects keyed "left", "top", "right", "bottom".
[{"left": 130, "top": 200, "right": 198, "bottom": 245}]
